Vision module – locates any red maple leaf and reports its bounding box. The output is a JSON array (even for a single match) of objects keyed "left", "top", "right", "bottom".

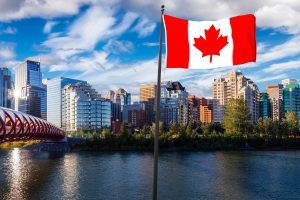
[{"left": 194, "top": 25, "right": 229, "bottom": 63}]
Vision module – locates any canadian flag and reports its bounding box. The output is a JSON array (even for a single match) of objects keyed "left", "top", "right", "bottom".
[{"left": 163, "top": 14, "right": 256, "bottom": 69}]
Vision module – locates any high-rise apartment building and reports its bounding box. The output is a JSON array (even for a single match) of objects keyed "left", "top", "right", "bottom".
[
  {"left": 212, "top": 70, "right": 260, "bottom": 123},
  {"left": 161, "top": 81, "right": 189, "bottom": 125},
  {"left": 259, "top": 92, "right": 271, "bottom": 119},
  {"left": 140, "top": 84, "right": 157, "bottom": 102},
  {"left": 62, "top": 82, "right": 111, "bottom": 133},
  {"left": 113, "top": 88, "right": 131, "bottom": 121},
  {"left": 105, "top": 90, "right": 115, "bottom": 101},
  {"left": 283, "top": 83, "right": 300, "bottom": 121},
  {"left": 15, "top": 60, "right": 46, "bottom": 119},
  {"left": 266, "top": 84, "right": 283, "bottom": 120},
  {"left": 115, "top": 88, "right": 131, "bottom": 108},
  {"left": 0, "top": 68, "right": 14, "bottom": 109},
  {"left": 207, "top": 99, "right": 225, "bottom": 123},
  {"left": 160, "top": 97, "right": 178, "bottom": 126},
  {"left": 47, "top": 77, "right": 87, "bottom": 128},
  {"left": 122, "top": 103, "right": 146, "bottom": 127},
  {"left": 200, "top": 104, "right": 212, "bottom": 123},
  {"left": 188, "top": 95, "right": 200, "bottom": 124},
  {"left": 139, "top": 84, "right": 157, "bottom": 124}
]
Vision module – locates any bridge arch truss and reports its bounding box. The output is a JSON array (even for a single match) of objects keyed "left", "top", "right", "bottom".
[{"left": 0, "top": 107, "right": 65, "bottom": 143}]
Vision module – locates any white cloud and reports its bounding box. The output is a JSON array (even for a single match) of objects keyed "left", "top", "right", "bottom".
[
  {"left": 2, "top": 0, "right": 299, "bottom": 35},
  {"left": 0, "top": 42, "right": 15, "bottom": 60},
  {"left": 43, "top": 4, "right": 138, "bottom": 58},
  {"left": 43, "top": 21, "right": 58, "bottom": 33},
  {"left": 0, "top": 26, "right": 17, "bottom": 34},
  {"left": 258, "top": 35, "right": 300, "bottom": 63},
  {"left": 142, "top": 42, "right": 160, "bottom": 47},
  {"left": 4, "top": 0, "right": 298, "bottom": 98},
  {"left": 0, "top": 0, "right": 96, "bottom": 21},
  {"left": 132, "top": 16, "right": 156, "bottom": 37},
  {"left": 255, "top": 4, "right": 300, "bottom": 34},
  {"left": 66, "top": 54, "right": 232, "bottom": 99},
  {"left": 123, "top": 0, "right": 300, "bottom": 34},
  {"left": 251, "top": 73, "right": 289, "bottom": 83},
  {"left": 263, "top": 60, "right": 300, "bottom": 73},
  {"left": 103, "top": 39, "right": 134, "bottom": 54}
]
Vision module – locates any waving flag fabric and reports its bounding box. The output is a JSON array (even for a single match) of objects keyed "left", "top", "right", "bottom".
[{"left": 163, "top": 14, "right": 256, "bottom": 69}]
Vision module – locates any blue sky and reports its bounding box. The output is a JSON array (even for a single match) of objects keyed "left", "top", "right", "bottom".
[{"left": 0, "top": 0, "right": 300, "bottom": 101}]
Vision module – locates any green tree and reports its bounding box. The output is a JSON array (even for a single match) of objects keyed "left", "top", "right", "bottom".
[
  {"left": 101, "top": 128, "right": 112, "bottom": 139},
  {"left": 150, "top": 122, "right": 164, "bottom": 137},
  {"left": 201, "top": 123, "right": 213, "bottom": 136},
  {"left": 282, "top": 112, "right": 299, "bottom": 135},
  {"left": 255, "top": 118, "right": 273, "bottom": 136},
  {"left": 186, "top": 123, "right": 193, "bottom": 137},
  {"left": 223, "top": 98, "right": 252, "bottom": 136}
]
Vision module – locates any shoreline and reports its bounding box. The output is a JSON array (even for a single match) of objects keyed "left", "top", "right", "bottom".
[{"left": 2, "top": 136, "right": 300, "bottom": 152}]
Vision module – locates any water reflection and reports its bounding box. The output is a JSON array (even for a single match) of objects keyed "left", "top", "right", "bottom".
[
  {"left": 7, "top": 148, "right": 26, "bottom": 200},
  {"left": 1, "top": 150, "right": 300, "bottom": 199},
  {"left": 62, "top": 154, "right": 80, "bottom": 199}
]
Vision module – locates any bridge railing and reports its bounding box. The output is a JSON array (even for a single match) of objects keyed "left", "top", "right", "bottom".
[{"left": 0, "top": 107, "right": 65, "bottom": 143}]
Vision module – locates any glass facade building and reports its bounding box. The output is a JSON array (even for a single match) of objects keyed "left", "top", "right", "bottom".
[
  {"left": 259, "top": 92, "right": 271, "bottom": 119},
  {"left": 15, "top": 60, "right": 46, "bottom": 119},
  {"left": 283, "top": 84, "right": 300, "bottom": 121},
  {"left": 161, "top": 81, "right": 189, "bottom": 125},
  {"left": 47, "top": 77, "right": 87, "bottom": 128},
  {"left": 0, "top": 68, "right": 14, "bottom": 109},
  {"left": 160, "top": 97, "right": 178, "bottom": 126},
  {"left": 62, "top": 82, "right": 111, "bottom": 133}
]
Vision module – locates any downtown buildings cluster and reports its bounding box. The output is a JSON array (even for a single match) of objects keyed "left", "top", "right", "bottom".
[{"left": 0, "top": 59, "right": 299, "bottom": 134}]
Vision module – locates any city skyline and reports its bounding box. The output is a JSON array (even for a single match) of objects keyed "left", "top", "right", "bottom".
[
  {"left": 0, "top": 1, "right": 300, "bottom": 101},
  {"left": 1, "top": 62, "right": 299, "bottom": 102}
]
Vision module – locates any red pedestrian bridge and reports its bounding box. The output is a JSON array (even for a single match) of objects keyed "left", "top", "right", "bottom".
[{"left": 0, "top": 107, "right": 65, "bottom": 143}]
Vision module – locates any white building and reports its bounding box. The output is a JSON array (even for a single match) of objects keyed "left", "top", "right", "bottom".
[
  {"left": 62, "top": 82, "right": 111, "bottom": 133},
  {"left": 213, "top": 70, "right": 260, "bottom": 123}
]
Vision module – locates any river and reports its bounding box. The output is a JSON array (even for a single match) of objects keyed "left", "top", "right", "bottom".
[{"left": 0, "top": 149, "right": 300, "bottom": 199}]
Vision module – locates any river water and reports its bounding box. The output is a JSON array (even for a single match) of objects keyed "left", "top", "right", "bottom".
[{"left": 0, "top": 149, "right": 300, "bottom": 200}]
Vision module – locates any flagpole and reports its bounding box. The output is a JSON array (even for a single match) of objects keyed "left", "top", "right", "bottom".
[{"left": 152, "top": 4, "right": 164, "bottom": 200}]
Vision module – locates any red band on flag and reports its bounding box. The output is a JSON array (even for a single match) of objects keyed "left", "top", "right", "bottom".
[
  {"left": 230, "top": 14, "right": 256, "bottom": 65},
  {"left": 163, "top": 15, "right": 189, "bottom": 68}
]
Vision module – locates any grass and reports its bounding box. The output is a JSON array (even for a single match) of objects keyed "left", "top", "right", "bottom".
[{"left": 0, "top": 140, "right": 40, "bottom": 149}]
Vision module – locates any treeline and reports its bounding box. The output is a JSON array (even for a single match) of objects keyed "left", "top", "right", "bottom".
[{"left": 74, "top": 99, "right": 300, "bottom": 151}]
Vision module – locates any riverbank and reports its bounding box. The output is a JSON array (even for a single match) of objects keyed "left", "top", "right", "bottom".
[
  {"left": 0, "top": 140, "right": 40, "bottom": 149},
  {"left": 73, "top": 135, "right": 300, "bottom": 151},
  {"left": 2, "top": 136, "right": 300, "bottom": 152}
]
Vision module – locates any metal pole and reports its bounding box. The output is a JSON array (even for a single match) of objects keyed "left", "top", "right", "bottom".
[{"left": 152, "top": 4, "right": 164, "bottom": 200}]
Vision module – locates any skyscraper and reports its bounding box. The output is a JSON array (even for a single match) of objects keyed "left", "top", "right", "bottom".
[
  {"left": 115, "top": 88, "right": 131, "bottom": 108},
  {"left": 105, "top": 90, "right": 115, "bottom": 101},
  {"left": 140, "top": 84, "right": 156, "bottom": 102},
  {"left": 212, "top": 70, "right": 260, "bottom": 123},
  {"left": 113, "top": 88, "right": 131, "bottom": 121},
  {"left": 0, "top": 67, "right": 14, "bottom": 109},
  {"left": 200, "top": 104, "right": 212, "bottom": 123},
  {"left": 139, "top": 84, "right": 157, "bottom": 124},
  {"left": 161, "top": 81, "right": 189, "bottom": 125},
  {"left": 207, "top": 99, "right": 225, "bottom": 123},
  {"left": 47, "top": 77, "right": 87, "bottom": 128},
  {"left": 188, "top": 95, "right": 200, "bottom": 124},
  {"left": 15, "top": 60, "right": 46, "bottom": 119},
  {"left": 283, "top": 83, "right": 300, "bottom": 121},
  {"left": 266, "top": 84, "right": 283, "bottom": 120},
  {"left": 62, "top": 82, "right": 111, "bottom": 133},
  {"left": 160, "top": 97, "right": 178, "bottom": 126},
  {"left": 259, "top": 92, "right": 271, "bottom": 119}
]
